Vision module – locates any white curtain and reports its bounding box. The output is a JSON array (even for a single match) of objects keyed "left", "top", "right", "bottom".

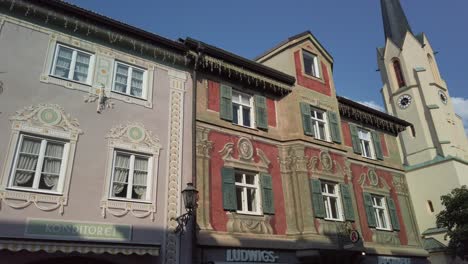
[
  {"left": 133, "top": 157, "right": 148, "bottom": 199},
  {"left": 41, "top": 143, "right": 64, "bottom": 190},
  {"left": 114, "top": 64, "right": 128, "bottom": 93},
  {"left": 14, "top": 138, "right": 41, "bottom": 186},
  {"left": 54, "top": 46, "right": 72, "bottom": 78},
  {"left": 73, "top": 52, "right": 90, "bottom": 82},
  {"left": 130, "top": 69, "right": 143, "bottom": 97},
  {"left": 112, "top": 154, "right": 130, "bottom": 196}
]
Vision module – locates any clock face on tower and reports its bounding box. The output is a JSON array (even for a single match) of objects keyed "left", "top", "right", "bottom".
[
  {"left": 438, "top": 90, "right": 448, "bottom": 104},
  {"left": 398, "top": 94, "right": 412, "bottom": 109}
]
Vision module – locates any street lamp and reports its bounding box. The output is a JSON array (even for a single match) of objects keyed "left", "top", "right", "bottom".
[{"left": 174, "top": 183, "right": 198, "bottom": 234}]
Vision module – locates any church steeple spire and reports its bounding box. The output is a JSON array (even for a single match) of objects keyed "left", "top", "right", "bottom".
[{"left": 380, "top": 0, "right": 413, "bottom": 48}]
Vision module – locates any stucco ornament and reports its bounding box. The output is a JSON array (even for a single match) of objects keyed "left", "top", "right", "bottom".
[
  {"left": 308, "top": 150, "right": 345, "bottom": 179},
  {"left": 10, "top": 104, "right": 82, "bottom": 135},
  {"left": 358, "top": 167, "right": 390, "bottom": 192},
  {"left": 219, "top": 137, "right": 270, "bottom": 172},
  {"left": 84, "top": 83, "right": 114, "bottom": 113},
  {"left": 319, "top": 151, "right": 333, "bottom": 172},
  {"left": 106, "top": 122, "right": 161, "bottom": 153},
  {"left": 368, "top": 169, "right": 379, "bottom": 186},
  {"left": 227, "top": 213, "right": 273, "bottom": 234}
]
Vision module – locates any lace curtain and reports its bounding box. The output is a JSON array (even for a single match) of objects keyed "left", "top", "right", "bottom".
[
  {"left": 41, "top": 143, "right": 64, "bottom": 190},
  {"left": 133, "top": 157, "right": 148, "bottom": 199},
  {"left": 130, "top": 69, "right": 144, "bottom": 97},
  {"left": 14, "top": 138, "right": 41, "bottom": 186},
  {"left": 112, "top": 154, "right": 130, "bottom": 196},
  {"left": 114, "top": 64, "right": 128, "bottom": 93},
  {"left": 73, "top": 52, "right": 90, "bottom": 82},
  {"left": 54, "top": 46, "right": 72, "bottom": 78}
]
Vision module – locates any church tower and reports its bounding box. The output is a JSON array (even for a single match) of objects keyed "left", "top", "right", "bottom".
[{"left": 378, "top": 0, "right": 468, "bottom": 261}]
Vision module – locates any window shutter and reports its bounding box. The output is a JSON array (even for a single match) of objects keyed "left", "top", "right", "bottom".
[
  {"left": 349, "top": 124, "right": 362, "bottom": 154},
  {"left": 310, "top": 179, "right": 325, "bottom": 218},
  {"left": 261, "top": 173, "right": 275, "bottom": 214},
  {"left": 340, "top": 184, "right": 355, "bottom": 221},
  {"left": 363, "top": 192, "right": 377, "bottom": 227},
  {"left": 372, "top": 131, "right": 384, "bottom": 160},
  {"left": 300, "top": 102, "right": 314, "bottom": 136},
  {"left": 254, "top": 95, "right": 268, "bottom": 130},
  {"left": 220, "top": 84, "right": 233, "bottom": 121},
  {"left": 221, "top": 167, "right": 236, "bottom": 211},
  {"left": 386, "top": 196, "right": 400, "bottom": 231},
  {"left": 327, "top": 111, "right": 342, "bottom": 143}
]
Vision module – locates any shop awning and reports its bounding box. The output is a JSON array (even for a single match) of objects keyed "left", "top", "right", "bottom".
[{"left": 0, "top": 239, "right": 160, "bottom": 256}]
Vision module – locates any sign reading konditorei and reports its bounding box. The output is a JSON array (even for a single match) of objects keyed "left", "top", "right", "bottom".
[
  {"left": 25, "top": 218, "right": 132, "bottom": 241},
  {"left": 226, "top": 249, "right": 279, "bottom": 262}
]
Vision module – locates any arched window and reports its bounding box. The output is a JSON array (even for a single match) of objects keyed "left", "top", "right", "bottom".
[
  {"left": 427, "top": 54, "right": 440, "bottom": 82},
  {"left": 393, "top": 60, "right": 406, "bottom": 88}
]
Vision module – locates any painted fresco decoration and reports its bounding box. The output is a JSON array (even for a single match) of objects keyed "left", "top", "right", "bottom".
[
  {"left": 219, "top": 137, "right": 270, "bottom": 172},
  {"left": 357, "top": 167, "right": 390, "bottom": 191},
  {"left": 2, "top": 0, "right": 189, "bottom": 66},
  {"left": 105, "top": 123, "right": 161, "bottom": 153},
  {"left": 83, "top": 83, "right": 114, "bottom": 113},
  {"left": 308, "top": 150, "right": 346, "bottom": 178},
  {"left": 226, "top": 213, "right": 273, "bottom": 234}
]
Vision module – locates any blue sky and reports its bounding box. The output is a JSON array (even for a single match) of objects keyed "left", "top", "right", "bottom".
[{"left": 68, "top": 0, "right": 468, "bottom": 133}]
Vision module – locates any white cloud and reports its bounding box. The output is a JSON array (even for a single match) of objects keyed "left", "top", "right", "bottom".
[
  {"left": 357, "top": 100, "right": 386, "bottom": 113},
  {"left": 452, "top": 97, "right": 468, "bottom": 136}
]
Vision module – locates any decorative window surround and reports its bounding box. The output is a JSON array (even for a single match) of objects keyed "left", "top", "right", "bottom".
[
  {"left": 40, "top": 32, "right": 155, "bottom": 108},
  {"left": 308, "top": 150, "right": 346, "bottom": 183},
  {"left": 358, "top": 167, "right": 391, "bottom": 196},
  {"left": 0, "top": 104, "right": 82, "bottom": 214},
  {"left": 101, "top": 123, "right": 161, "bottom": 221},
  {"left": 219, "top": 137, "right": 271, "bottom": 173}
]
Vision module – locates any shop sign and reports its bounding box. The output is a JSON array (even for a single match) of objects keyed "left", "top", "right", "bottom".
[
  {"left": 226, "top": 249, "right": 279, "bottom": 262},
  {"left": 378, "top": 256, "right": 411, "bottom": 264},
  {"left": 25, "top": 218, "right": 132, "bottom": 241}
]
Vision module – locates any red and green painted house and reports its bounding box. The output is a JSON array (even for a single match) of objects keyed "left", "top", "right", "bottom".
[{"left": 185, "top": 31, "right": 428, "bottom": 264}]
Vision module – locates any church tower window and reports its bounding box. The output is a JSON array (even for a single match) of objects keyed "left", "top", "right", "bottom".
[{"left": 393, "top": 60, "right": 406, "bottom": 88}]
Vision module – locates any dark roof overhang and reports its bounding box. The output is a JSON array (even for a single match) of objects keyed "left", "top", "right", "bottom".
[
  {"left": 337, "top": 95, "right": 412, "bottom": 136},
  {"left": 184, "top": 38, "right": 295, "bottom": 96}
]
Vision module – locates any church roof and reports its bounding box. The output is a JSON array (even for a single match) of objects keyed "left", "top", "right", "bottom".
[{"left": 381, "top": 0, "right": 413, "bottom": 48}]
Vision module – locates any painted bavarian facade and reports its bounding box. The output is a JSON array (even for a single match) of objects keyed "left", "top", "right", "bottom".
[
  {"left": 377, "top": 1, "right": 468, "bottom": 263},
  {"left": 0, "top": 1, "right": 192, "bottom": 263},
  {"left": 189, "top": 31, "right": 428, "bottom": 264}
]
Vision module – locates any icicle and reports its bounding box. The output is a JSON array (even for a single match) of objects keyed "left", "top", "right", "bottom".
[
  {"left": 173, "top": 55, "right": 176, "bottom": 64},
  {"left": 74, "top": 20, "right": 79, "bottom": 32},
  {"left": 131, "top": 40, "right": 136, "bottom": 50},
  {"left": 153, "top": 48, "right": 157, "bottom": 58},
  {"left": 63, "top": 16, "right": 68, "bottom": 29},
  {"left": 9, "top": 0, "right": 15, "bottom": 11},
  {"left": 228, "top": 69, "right": 231, "bottom": 78},
  {"left": 87, "top": 25, "right": 91, "bottom": 36},
  {"left": 24, "top": 4, "right": 30, "bottom": 16},
  {"left": 210, "top": 61, "right": 213, "bottom": 72},
  {"left": 162, "top": 52, "right": 166, "bottom": 61}
]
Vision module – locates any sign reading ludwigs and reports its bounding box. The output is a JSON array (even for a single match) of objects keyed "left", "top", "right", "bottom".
[{"left": 226, "top": 249, "right": 279, "bottom": 262}]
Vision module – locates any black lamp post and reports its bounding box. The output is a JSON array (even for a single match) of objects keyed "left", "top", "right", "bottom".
[{"left": 174, "top": 183, "right": 198, "bottom": 234}]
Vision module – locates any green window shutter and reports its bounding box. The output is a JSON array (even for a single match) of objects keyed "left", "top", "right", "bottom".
[
  {"left": 220, "top": 84, "right": 233, "bottom": 121},
  {"left": 300, "top": 102, "right": 314, "bottom": 136},
  {"left": 340, "top": 184, "right": 355, "bottom": 221},
  {"left": 254, "top": 95, "right": 268, "bottom": 130},
  {"left": 327, "top": 111, "right": 342, "bottom": 143},
  {"left": 350, "top": 124, "right": 362, "bottom": 154},
  {"left": 386, "top": 197, "right": 400, "bottom": 231},
  {"left": 372, "top": 131, "right": 384, "bottom": 160},
  {"left": 261, "top": 173, "right": 275, "bottom": 214},
  {"left": 310, "top": 179, "right": 325, "bottom": 218},
  {"left": 221, "top": 167, "right": 236, "bottom": 211},
  {"left": 363, "top": 192, "right": 377, "bottom": 227}
]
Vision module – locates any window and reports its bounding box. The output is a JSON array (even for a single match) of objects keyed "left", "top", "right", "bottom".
[
  {"left": 321, "top": 182, "right": 344, "bottom": 221},
  {"left": 310, "top": 107, "right": 330, "bottom": 141},
  {"left": 392, "top": 60, "right": 406, "bottom": 88},
  {"left": 372, "top": 195, "right": 392, "bottom": 230},
  {"left": 303, "top": 50, "right": 320, "bottom": 78},
  {"left": 110, "top": 151, "right": 152, "bottom": 202},
  {"left": 358, "top": 129, "right": 375, "bottom": 159},
  {"left": 232, "top": 91, "right": 254, "bottom": 128},
  {"left": 112, "top": 62, "right": 147, "bottom": 99},
  {"left": 9, "top": 134, "right": 69, "bottom": 193},
  {"left": 51, "top": 44, "right": 94, "bottom": 84},
  {"left": 234, "top": 170, "right": 261, "bottom": 214}
]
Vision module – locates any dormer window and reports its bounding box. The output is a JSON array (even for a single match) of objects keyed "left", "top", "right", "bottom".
[
  {"left": 302, "top": 50, "right": 320, "bottom": 78},
  {"left": 392, "top": 60, "right": 406, "bottom": 88}
]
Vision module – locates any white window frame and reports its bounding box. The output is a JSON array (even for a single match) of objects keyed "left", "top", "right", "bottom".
[
  {"left": 372, "top": 195, "right": 392, "bottom": 231},
  {"left": 8, "top": 134, "right": 70, "bottom": 195},
  {"left": 232, "top": 90, "right": 254, "bottom": 128},
  {"left": 358, "top": 128, "right": 375, "bottom": 159},
  {"left": 310, "top": 107, "right": 330, "bottom": 141},
  {"left": 50, "top": 43, "right": 95, "bottom": 85},
  {"left": 302, "top": 50, "right": 320, "bottom": 78},
  {"left": 111, "top": 61, "right": 148, "bottom": 100},
  {"left": 321, "top": 181, "right": 344, "bottom": 221},
  {"left": 234, "top": 170, "right": 262, "bottom": 215},
  {"left": 109, "top": 150, "right": 153, "bottom": 203}
]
